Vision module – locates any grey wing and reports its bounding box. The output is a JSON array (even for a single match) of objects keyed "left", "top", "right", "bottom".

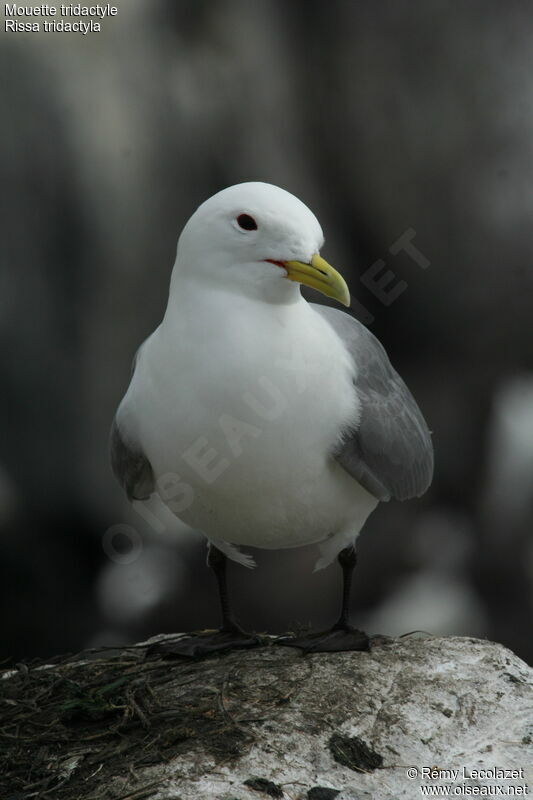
[
  {"left": 109, "top": 343, "right": 154, "bottom": 501},
  {"left": 312, "top": 304, "right": 434, "bottom": 502},
  {"left": 110, "top": 417, "right": 154, "bottom": 501}
]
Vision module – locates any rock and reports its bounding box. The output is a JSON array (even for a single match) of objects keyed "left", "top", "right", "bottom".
[{"left": 1, "top": 636, "right": 531, "bottom": 799}]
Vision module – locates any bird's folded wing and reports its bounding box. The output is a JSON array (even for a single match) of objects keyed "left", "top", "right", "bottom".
[
  {"left": 312, "top": 304, "right": 434, "bottom": 502},
  {"left": 110, "top": 415, "right": 154, "bottom": 500},
  {"left": 110, "top": 343, "right": 154, "bottom": 501}
]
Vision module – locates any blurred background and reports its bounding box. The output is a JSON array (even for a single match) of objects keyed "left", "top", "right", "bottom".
[{"left": 1, "top": 0, "right": 532, "bottom": 665}]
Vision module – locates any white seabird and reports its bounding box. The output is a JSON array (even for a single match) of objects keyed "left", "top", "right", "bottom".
[{"left": 111, "top": 182, "right": 433, "bottom": 655}]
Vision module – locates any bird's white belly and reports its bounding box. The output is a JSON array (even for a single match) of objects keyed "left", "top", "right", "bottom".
[{"left": 127, "top": 300, "right": 374, "bottom": 549}]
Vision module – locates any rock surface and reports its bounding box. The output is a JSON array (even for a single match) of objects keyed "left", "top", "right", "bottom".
[{"left": 1, "top": 636, "right": 532, "bottom": 799}]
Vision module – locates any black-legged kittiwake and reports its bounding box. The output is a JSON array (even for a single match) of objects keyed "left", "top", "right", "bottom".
[{"left": 111, "top": 182, "right": 433, "bottom": 656}]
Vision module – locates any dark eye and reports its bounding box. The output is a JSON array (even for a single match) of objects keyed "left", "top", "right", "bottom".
[{"left": 237, "top": 213, "right": 257, "bottom": 231}]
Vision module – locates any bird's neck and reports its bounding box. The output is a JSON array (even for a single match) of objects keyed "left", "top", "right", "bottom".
[{"left": 164, "top": 270, "right": 303, "bottom": 324}]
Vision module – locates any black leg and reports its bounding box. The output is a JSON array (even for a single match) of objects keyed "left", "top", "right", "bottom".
[
  {"left": 146, "top": 544, "right": 261, "bottom": 659},
  {"left": 207, "top": 543, "right": 243, "bottom": 633},
  {"left": 332, "top": 545, "right": 358, "bottom": 630},
  {"left": 276, "top": 545, "right": 370, "bottom": 653}
]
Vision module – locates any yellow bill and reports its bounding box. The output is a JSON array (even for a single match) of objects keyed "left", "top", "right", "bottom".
[{"left": 284, "top": 253, "right": 351, "bottom": 308}]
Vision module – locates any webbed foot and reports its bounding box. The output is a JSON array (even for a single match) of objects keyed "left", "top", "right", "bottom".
[
  {"left": 147, "top": 627, "right": 262, "bottom": 659},
  {"left": 276, "top": 625, "right": 370, "bottom": 653}
]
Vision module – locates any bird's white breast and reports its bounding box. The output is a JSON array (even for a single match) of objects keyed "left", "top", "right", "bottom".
[{"left": 120, "top": 287, "right": 375, "bottom": 549}]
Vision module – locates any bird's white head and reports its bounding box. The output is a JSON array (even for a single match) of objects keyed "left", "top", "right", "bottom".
[{"left": 171, "top": 182, "right": 350, "bottom": 307}]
